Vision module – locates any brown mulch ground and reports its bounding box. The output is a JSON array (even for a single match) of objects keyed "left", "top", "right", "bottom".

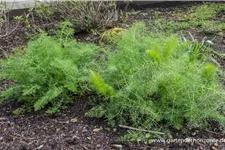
[{"left": 1, "top": 2, "right": 225, "bottom": 150}]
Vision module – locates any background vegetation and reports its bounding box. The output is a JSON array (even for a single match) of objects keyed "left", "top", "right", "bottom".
[{"left": 153, "top": 3, "right": 225, "bottom": 33}]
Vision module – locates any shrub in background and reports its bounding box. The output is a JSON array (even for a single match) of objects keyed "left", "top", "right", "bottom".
[
  {"left": 87, "top": 22, "right": 225, "bottom": 131},
  {"left": 0, "top": 22, "right": 99, "bottom": 114},
  {"left": 34, "top": 1, "right": 119, "bottom": 32}
]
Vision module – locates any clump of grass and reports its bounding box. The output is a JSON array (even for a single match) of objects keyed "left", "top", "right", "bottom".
[
  {"left": 0, "top": 22, "right": 99, "bottom": 114},
  {"left": 87, "top": 22, "right": 225, "bottom": 133}
]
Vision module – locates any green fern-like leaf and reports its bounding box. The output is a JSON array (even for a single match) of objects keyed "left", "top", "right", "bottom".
[
  {"left": 34, "top": 87, "right": 63, "bottom": 111},
  {"left": 202, "top": 63, "right": 217, "bottom": 82},
  {"left": 90, "top": 70, "right": 115, "bottom": 97},
  {"left": 85, "top": 105, "right": 106, "bottom": 118},
  {"left": 22, "top": 85, "right": 41, "bottom": 96},
  {"left": 146, "top": 49, "right": 162, "bottom": 64},
  {"left": 0, "top": 85, "right": 21, "bottom": 103}
]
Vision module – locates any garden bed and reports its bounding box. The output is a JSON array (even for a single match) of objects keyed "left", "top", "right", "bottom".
[{"left": 0, "top": 2, "right": 225, "bottom": 150}]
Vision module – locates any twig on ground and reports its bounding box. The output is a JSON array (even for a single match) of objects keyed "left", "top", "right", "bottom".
[
  {"left": 118, "top": 125, "right": 165, "bottom": 135},
  {"left": 204, "top": 129, "right": 225, "bottom": 136}
]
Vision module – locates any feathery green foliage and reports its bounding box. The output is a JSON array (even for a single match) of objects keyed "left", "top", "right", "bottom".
[
  {"left": 87, "top": 22, "right": 225, "bottom": 131},
  {"left": 90, "top": 71, "right": 115, "bottom": 97},
  {"left": 0, "top": 22, "right": 98, "bottom": 113}
]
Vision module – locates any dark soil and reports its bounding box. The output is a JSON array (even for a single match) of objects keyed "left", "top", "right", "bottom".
[
  {"left": 1, "top": 97, "right": 225, "bottom": 150},
  {"left": 0, "top": 97, "right": 123, "bottom": 150},
  {"left": 1, "top": 2, "right": 225, "bottom": 150}
]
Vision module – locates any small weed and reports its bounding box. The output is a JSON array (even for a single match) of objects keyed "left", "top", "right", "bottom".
[
  {"left": 34, "top": 2, "right": 54, "bottom": 17},
  {"left": 119, "top": 130, "right": 154, "bottom": 144},
  {"left": 120, "top": 11, "right": 129, "bottom": 23}
]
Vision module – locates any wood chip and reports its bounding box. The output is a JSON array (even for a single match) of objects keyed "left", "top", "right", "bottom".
[
  {"left": 35, "top": 144, "right": 44, "bottom": 150},
  {"left": 93, "top": 128, "right": 101, "bottom": 132},
  {"left": 111, "top": 144, "right": 123, "bottom": 148},
  {"left": 0, "top": 117, "right": 7, "bottom": 121},
  {"left": 70, "top": 117, "right": 78, "bottom": 123}
]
